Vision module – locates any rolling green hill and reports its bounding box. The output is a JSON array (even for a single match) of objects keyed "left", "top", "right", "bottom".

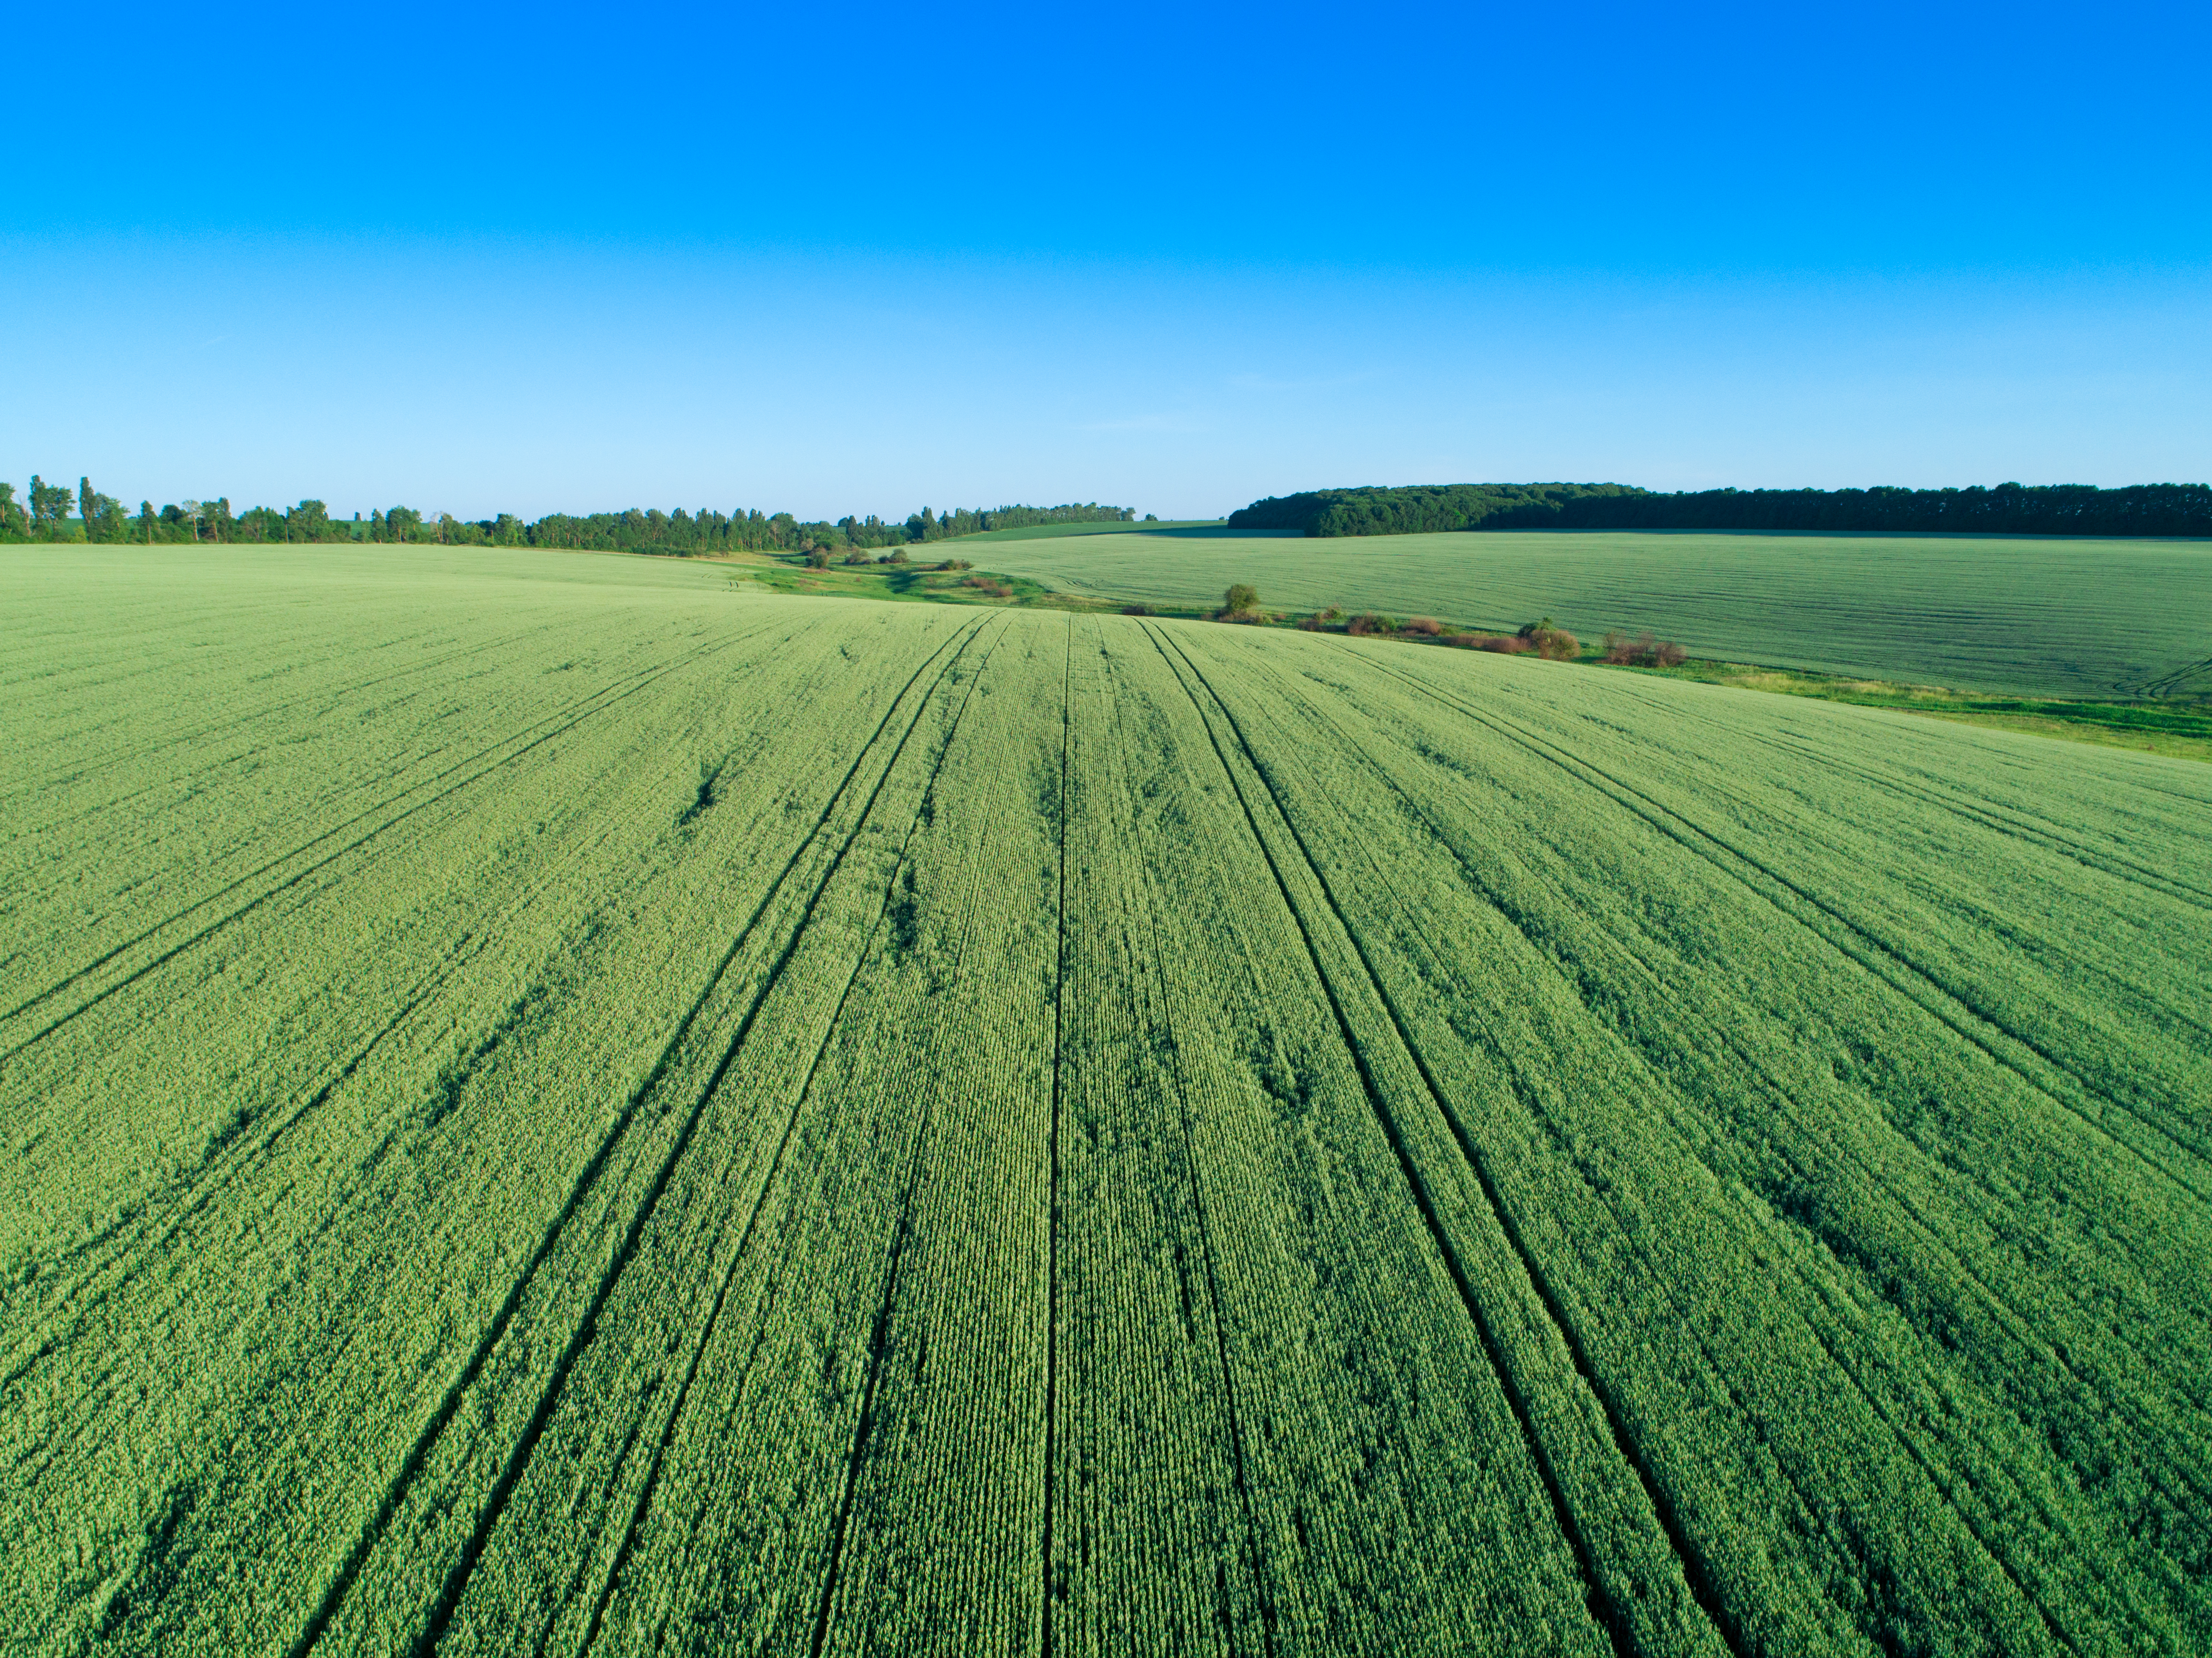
[
  {"left": 978, "top": 526, "right": 2212, "bottom": 699},
  {"left": 3, "top": 546, "right": 2207, "bottom": 1654}
]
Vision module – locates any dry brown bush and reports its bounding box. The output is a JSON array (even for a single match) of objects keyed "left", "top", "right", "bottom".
[
  {"left": 1603, "top": 629, "right": 1687, "bottom": 667},
  {"left": 1401, "top": 616, "right": 1442, "bottom": 635}
]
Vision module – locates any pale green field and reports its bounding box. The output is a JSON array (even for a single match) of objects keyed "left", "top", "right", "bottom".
[
  {"left": 977, "top": 527, "right": 2212, "bottom": 699},
  {"left": 4, "top": 546, "right": 2208, "bottom": 1653}
]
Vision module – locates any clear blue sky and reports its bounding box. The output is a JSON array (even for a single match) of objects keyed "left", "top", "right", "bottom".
[{"left": 7, "top": 0, "right": 2207, "bottom": 521}]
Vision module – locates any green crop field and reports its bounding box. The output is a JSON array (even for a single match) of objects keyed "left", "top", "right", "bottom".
[
  {"left": 4, "top": 544, "right": 2208, "bottom": 1655},
  {"left": 975, "top": 525, "right": 2212, "bottom": 700}
]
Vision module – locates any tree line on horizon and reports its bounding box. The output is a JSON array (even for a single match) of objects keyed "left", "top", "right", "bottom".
[
  {"left": 0, "top": 478, "right": 1138, "bottom": 553},
  {"left": 1228, "top": 482, "right": 1642, "bottom": 537},
  {"left": 1230, "top": 481, "right": 2212, "bottom": 537}
]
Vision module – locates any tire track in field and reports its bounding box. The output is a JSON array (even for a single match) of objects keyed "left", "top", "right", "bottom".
[
  {"left": 1142, "top": 622, "right": 1705, "bottom": 1658},
  {"left": 1040, "top": 615, "right": 1071, "bottom": 1658},
  {"left": 287, "top": 615, "right": 987, "bottom": 1658},
  {"left": 2139, "top": 653, "right": 2212, "bottom": 698},
  {"left": 1245, "top": 654, "right": 2156, "bottom": 1647},
  {"left": 0, "top": 651, "right": 665, "bottom": 1022},
  {"left": 0, "top": 620, "right": 779, "bottom": 1058},
  {"left": 1288, "top": 659, "right": 2212, "bottom": 1395},
  {"left": 7, "top": 619, "right": 862, "bottom": 1337},
  {"left": 0, "top": 934, "right": 479, "bottom": 1396},
  {"left": 1350, "top": 650, "right": 2212, "bottom": 1210},
  {"left": 1590, "top": 675, "right": 2212, "bottom": 916},
  {"left": 1097, "top": 629, "right": 1278, "bottom": 1653},
  {"left": 6, "top": 685, "right": 746, "bottom": 1402},
  {"left": 498, "top": 613, "right": 1013, "bottom": 1658},
  {"left": 4, "top": 617, "right": 559, "bottom": 831},
  {"left": 1709, "top": 706, "right": 2212, "bottom": 915},
  {"left": 1, "top": 606, "right": 799, "bottom": 1020},
  {"left": 1347, "top": 671, "right": 2212, "bottom": 1520},
  {"left": 801, "top": 615, "right": 1025, "bottom": 1658},
  {"left": 1105, "top": 650, "right": 1282, "bottom": 1658}
]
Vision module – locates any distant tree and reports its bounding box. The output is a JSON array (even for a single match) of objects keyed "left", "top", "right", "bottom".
[
  {"left": 28, "top": 476, "right": 75, "bottom": 537},
  {"left": 386, "top": 506, "right": 422, "bottom": 543},
  {"left": 0, "top": 482, "right": 26, "bottom": 538},
  {"left": 85, "top": 490, "right": 129, "bottom": 542},
  {"left": 137, "top": 501, "right": 158, "bottom": 543},
  {"left": 1222, "top": 583, "right": 1259, "bottom": 614},
  {"left": 286, "top": 500, "right": 333, "bottom": 542}
]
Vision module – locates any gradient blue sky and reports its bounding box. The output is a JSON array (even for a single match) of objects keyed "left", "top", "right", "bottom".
[{"left": 8, "top": 0, "right": 2207, "bottom": 520}]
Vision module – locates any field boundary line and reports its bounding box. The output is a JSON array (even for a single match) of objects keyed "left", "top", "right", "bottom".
[
  {"left": 1142, "top": 621, "right": 1722, "bottom": 1658},
  {"left": 287, "top": 614, "right": 984, "bottom": 1658}
]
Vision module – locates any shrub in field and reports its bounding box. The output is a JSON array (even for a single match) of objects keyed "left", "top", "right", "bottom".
[
  {"left": 938, "top": 558, "right": 973, "bottom": 572},
  {"left": 1121, "top": 602, "right": 1155, "bottom": 616},
  {"left": 1605, "top": 629, "right": 1689, "bottom": 667},
  {"left": 1444, "top": 632, "right": 1524, "bottom": 651},
  {"left": 1517, "top": 618, "right": 1579, "bottom": 660},
  {"left": 960, "top": 574, "right": 1013, "bottom": 597},
  {"left": 1401, "top": 616, "right": 1443, "bottom": 636},
  {"left": 806, "top": 548, "right": 830, "bottom": 569},
  {"left": 1347, "top": 613, "right": 1394, "bottom": 636},
  {"left": 843, "top": 548, "right": 870, "bottom": 565},
  {"left": 1219, "top": 583, "right": 1260, "bottom": 618}
]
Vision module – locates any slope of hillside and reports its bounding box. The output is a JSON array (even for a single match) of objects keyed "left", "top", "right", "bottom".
[
  {"left": 981, "top": 526, "right": 2212, "bottom": 699},
  {"left": 3, "top": 548, "right": 2207, "bottom": 1655}
]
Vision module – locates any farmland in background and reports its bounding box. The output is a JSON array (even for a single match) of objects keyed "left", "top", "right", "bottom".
[
  {"left": 973, "top": 525, "right": 2212, "bottom": 699},
  {"left": 4, "top": 545, "right": 2208, "bottom": 1655}
]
